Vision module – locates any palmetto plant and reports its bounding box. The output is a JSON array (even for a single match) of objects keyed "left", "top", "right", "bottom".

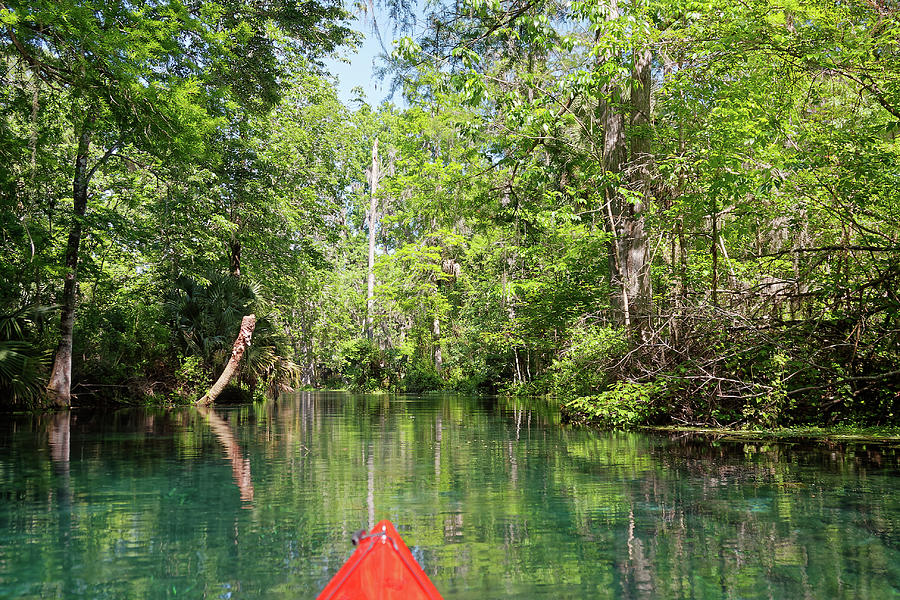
[
  {"left": 167, "top": 273, "right": 301, "bottom": 397},
  {"left": 0, "top": 306, "right": 54, "bottom": 407}
]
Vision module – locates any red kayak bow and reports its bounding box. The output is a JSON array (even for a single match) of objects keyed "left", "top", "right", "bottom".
[{"left": 317, "top": 520, "right": 443, "bottom": 600}]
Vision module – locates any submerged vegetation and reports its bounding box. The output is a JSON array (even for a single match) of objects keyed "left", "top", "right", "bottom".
[{"left": 0, "top": 0, "right": 898, "bottom": 428}]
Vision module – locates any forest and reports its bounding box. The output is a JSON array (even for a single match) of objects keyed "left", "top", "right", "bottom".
[{"left": 1, "top": 0, "right": 898, "bottom": 428}]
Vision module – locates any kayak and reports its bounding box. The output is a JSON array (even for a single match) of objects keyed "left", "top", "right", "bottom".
[{"left": 317, "top": 520, "right": 443, "bottom": 600}]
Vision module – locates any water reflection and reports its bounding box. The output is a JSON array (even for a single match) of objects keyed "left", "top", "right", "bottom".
[
  {"left": 48, "top": 411, "right": 70, "bottom": 465},
  {"left": 0, "top": 393, "right": 896, "bottom": 599},
  {"left": 197, "top": 406, "right": 255, "bottom": 504}
]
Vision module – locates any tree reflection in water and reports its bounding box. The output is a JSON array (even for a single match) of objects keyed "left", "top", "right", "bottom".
[
  {"left": 198, "top": 405, "right": 255, "bottom": 504},
  {"left": 0, "top": 393, "right": 895, "bottom": 599}
]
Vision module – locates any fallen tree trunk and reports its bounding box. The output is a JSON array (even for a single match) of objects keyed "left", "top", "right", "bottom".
[{"left": 198, "top": 314, "right": 256, "bottom": 406}]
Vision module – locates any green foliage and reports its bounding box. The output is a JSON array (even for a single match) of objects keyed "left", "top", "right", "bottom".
[
  {"left": 549, "top": 325, "right": 628, "bottom": 398},
  {"left": 167, "top": 273, "right": 297, "bottom": 397},
  {"left": 336, "top": 339, "right": 401, "bottom": 392},
  {"left": 0, "top": 0, "right": 356, "bottom": 407},
  {"left": 172, "top": 355, "right": 208, "bottom": 402},
  {"left": 402, "top": 360, "right": 444, "bottom": 394},
  {"left": 0, "top": 0, "right": 898, "bottom": 430},
  {"left": 74, "top": 284, "right": 172, "bottom": 396},
  {"left": 564, "top": 381, "right": 665, "bottom": 429},
  {"left": 740, "top": 351, "right": 792, "bottom": 428},
  {"left": 259, "top": 356, "right": 304, "bottom": 400},
  {"left": 168, "top": 274, "right": 258, "bottom": 372},
  {"left": 0, "top": 306, "right": 53, "bottom": 407}
]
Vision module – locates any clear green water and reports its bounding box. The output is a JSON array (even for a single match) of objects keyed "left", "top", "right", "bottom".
[{"left": 0, "top": 392, "right": 898, "bottom": 599}]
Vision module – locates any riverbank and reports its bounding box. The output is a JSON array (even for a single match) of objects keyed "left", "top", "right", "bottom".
[{"left": 642, "top": 425, "right": 900, "bottom": 445}]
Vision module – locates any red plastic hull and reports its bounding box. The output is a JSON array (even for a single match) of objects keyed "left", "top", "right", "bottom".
[{"left": 317, "top": 520, "right": 443, "bottom": 600}]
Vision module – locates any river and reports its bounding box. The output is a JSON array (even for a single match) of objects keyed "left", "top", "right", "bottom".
[{"left": 0, "top": 392, "right": 897, "bottom": 598}]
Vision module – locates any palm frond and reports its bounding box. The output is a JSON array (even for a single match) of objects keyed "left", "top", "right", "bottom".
[
  {"left": 0, "top": 306, "right": 54, "bottom": 406},
  {"left": 167, "top": 272, "right": 298, "bottom": 396}
]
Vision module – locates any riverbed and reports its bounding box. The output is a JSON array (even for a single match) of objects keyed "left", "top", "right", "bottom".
[{"left": 1, "top": 392, "right": 897, "bottom": 598}]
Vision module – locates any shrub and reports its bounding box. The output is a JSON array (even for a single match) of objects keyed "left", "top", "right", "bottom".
[
  {"left": 563, "top": 380, "right": 664, "bottom": 429},
  {"left": 337, "top": 338, "right": 399, "bottom": 391},
  {"left": 549, "top": 325, "right": 628, "bottom": 397},
  {"left": 402, "top": 360, "right": 444, "bottom": 393},
  {"left": 0, "top": 306, "right": 54, "bottom": 408}
]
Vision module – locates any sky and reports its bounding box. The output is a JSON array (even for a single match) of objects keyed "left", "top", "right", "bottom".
[{"left": 322, "top": 7, "right": 403, "bottom": 107}]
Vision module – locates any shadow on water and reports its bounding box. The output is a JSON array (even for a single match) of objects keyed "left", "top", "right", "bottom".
[{"left": 0, "top": 392, "right": 897, "bottom": 599}]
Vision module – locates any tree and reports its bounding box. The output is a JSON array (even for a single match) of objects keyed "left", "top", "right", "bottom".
[
  {"left": 367, "top": 137, "right": 381, "bottom": 340},
  {"left": 373, "top": 0, "right": 900, "bottom": 423},
  {"left": 1, "top": 0, "right": 351, "bottom": 405}
]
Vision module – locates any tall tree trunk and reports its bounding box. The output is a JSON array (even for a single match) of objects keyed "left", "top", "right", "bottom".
[
  {"left": 198, "top": 314, "right": 256, "bottom": 405},
  {"left": 29, "top": 77, "right": 39, "bottom": 178},
  {"left": 229, "top": 236, "right": 241, "bottom": 278},
  {"left": 299, "top": 303, "right": 314, "bottom": 386},
  {"left": 25, "top": 77, "right": 40, "bottom": 306},
  {"left": 625, "top": 43, "right": 653, "bottom": 334},
  {"left": 432, "top": 314, "right": 442, "bottom": 373},
  {"left": 671, "top": 55, "right": 687, "bottom": 345},
  {"left": 366, "top": 138, "right": 379, "bottom": 340},
  {"left": 711, "top": 195, "right": 719, "bottom": 308},
  {"left": 601, "top": 0, "right": 630, "bottom": 327},
  {"left": 602, "top": 1, "right": 652, "bottom": 335},
  {"left": 46, "top": 121, "right": 93, "bottom": 407}
]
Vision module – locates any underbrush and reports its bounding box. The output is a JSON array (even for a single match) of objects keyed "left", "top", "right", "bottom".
[{"left": 554, "top": 316, "right": 898, "bottom": 430}]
